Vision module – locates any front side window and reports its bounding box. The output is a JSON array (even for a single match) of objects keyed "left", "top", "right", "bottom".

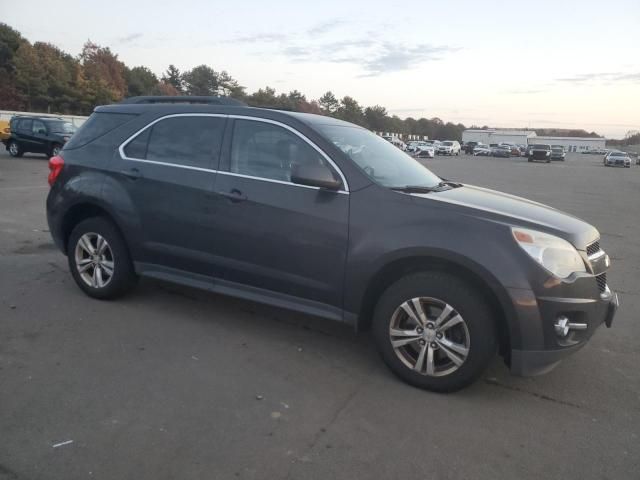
[
  {"left": 230, "top": 119, "right": 335, "bottom": 183},
  {"left": 124, "top": 116, "right": 226, "bottom": 169},
  {"left": 47, "top": 121, "right": 75, "bottom": 134},
  {"left": 32, "top": 120, "right": 47, "bottom": 134},
  {"left": 318, "top": 124, "right": 441, "bottom": 189}
]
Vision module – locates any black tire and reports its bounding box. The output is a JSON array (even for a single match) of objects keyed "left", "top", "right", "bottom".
[
  {"left": 8, "top": 140, "right": 23, "bottom": 157},
  {"left": 49, "top": 143, "right": 62, "bottom": 158},
  {"left": 372, "top": 272, "right": 497, "bottom": 392},
  {"left": 67, "top": 217, "right": 137, "bottom": 299},
  {"left": 527, "top": 158, "right": 532, "bottom": 162}
]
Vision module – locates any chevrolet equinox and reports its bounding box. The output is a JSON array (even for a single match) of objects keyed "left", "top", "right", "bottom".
[{"left": 46, "top": 96, "right": 619, "bottom": 392}]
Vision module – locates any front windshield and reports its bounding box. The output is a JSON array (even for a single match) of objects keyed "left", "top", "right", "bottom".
[
  {"left": 443, "top": 141, "right": 453, "bottom": 146},
  {"left": 532, "top": 144, "right": 551, "bottom": 150},
  {"left": 47, "top": 121, "right": 75, "bottom": 133},
  {"left": 319, "top": 124, "right": 441, "bottom": 189}
]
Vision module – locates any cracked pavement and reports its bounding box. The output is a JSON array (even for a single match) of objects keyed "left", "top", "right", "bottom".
[{"left": 1, "top": 151, "right": 639, "bottom": 479}]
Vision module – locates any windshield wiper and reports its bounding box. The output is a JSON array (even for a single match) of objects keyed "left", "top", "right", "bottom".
[
  {"left": 390, "top": 185, "right": 443, "bottom": 193},
  {"left": 391, "top": 181, "right": 462, "bottom": 194},
  {"left": 437, "top": 180, "right": 463, "bottom": 188}
]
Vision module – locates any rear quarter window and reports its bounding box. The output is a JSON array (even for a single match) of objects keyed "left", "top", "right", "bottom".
[{"left": 64, "top": 112, "right": 137, "bottom": 150}]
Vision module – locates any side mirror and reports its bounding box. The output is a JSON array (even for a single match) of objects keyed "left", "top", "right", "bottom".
[{"left": 290, "top": 163, "right": 341, "bottom": 191}]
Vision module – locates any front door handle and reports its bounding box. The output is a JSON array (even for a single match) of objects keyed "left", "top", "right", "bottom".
[
  {"left": 121, "top": 167, "right": 142, "bottom": 180},
  {"left": 217, "top": 189, "right": 247, "bottom": 203}
]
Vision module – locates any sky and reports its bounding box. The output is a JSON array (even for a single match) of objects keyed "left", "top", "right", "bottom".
[{"left": 3, "top": 0, "right": 639, "bottom": 138}]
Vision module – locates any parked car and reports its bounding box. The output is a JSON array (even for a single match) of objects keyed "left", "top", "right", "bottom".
[
  {"left": 0, "top": 119, "right": 10, "bottom": 142},
  {"left": 407, "top": 141, "right": 434, "bottom": 158},
  {"left": 436, "top": 140, "right": 461, "bottom": 155},
  {"left": 415, "top": 144, "right": 435, "bottom": 158},
  {"left": 382, "top": 135, "right": 406, "bottom": 151},
  {"left": 3, "top": 116, "right": 76, "bottom": 158},
  {"left": 472, "top": 144, "right": 491, "bottom": 156},
  {"left": 498, "top": 143, "right": 520, "bottom": 156},
  {"left": 551, "top": 147, "right": 566, "bottom": 161},
  {"left": 46, "top": 96, "right": 618, "bottom": 392},
  {"left": 528, "top": 144, "right": 552, "bottom": 163},
  {"left": 517, "top": 145, "right": 527, "bottom": 156},
  {"left": 491, "top": 145, "right": 511, "bottom": 158},
  {"left": 462, "top": 141, "right": 478, "bottom": 154},
  {"left": 406, "top": 141, "right": 422, "bottom": 154},
  {"left": 604, "top": 151, "right": 631, "bottom": 168},
  {"left": 584, "top": 148, "right": 608, "bottom": 155},
  {"left": 509, "top": 145, "right": 521, "bottom": 156}
]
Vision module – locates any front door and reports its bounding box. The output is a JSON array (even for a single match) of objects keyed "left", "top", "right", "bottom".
[
  {"left": 211, "top": 118, "right": 349, "bottom": 310},
  {"left": 30, "top": 120, "right": 49, "bottom": 154},
  {"left": 117, "top": 114, "right": 227, "bottom": 277}
]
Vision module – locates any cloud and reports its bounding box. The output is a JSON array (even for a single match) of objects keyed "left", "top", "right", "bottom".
[
  {"left": 279, "top": 39, "right": 459, "bottom": 76},
  {"left": 117, "top": 33, "right": 143, "bottom": 44},
  {"left": 308, "top": 19, "right": 346, "bottom": 35},
  {"left": 507, "top": 89, "right": 546, "bottom": 95},
  {"left": 358, "top": 43, "right": 460, "bottom": 76},
  {"left": 223, "top": 33, "right": 288, "bottom": 44},
  {"left": 557, "top": 71, "right": 640, "bottom": 85}
]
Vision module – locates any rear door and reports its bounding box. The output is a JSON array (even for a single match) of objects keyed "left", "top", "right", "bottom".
[
  {"left": 118, "top": 114, "right": 227, "bottom": 277},
  {"left": 30, "top": 120, "right": 49, "bottom": 153},
  {"left": 210, "top": 117, "right": 350, "bottom": 310},
  {"left": 13, "top": 119, "right": 32, "bottom": 149}
]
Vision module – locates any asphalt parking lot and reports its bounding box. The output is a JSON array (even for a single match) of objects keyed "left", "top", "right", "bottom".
[{"left": 1, "top": 150, "right": 639, "bottom": 480}]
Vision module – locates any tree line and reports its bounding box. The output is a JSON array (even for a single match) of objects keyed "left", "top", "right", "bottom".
[{"left": 0, "top": 23, "right": 604, "bottom": 141}]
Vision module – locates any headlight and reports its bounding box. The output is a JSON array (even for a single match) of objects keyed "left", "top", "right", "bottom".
[
  {"left": 512, "top": 227, "right": 586, "bottom": 278},
  {"left": 545, "top": 151, "right": 550, "bottom": 155}
]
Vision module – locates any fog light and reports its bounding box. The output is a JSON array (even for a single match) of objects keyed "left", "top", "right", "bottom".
[{"left": 554, "top": 315, "right": 588, "bottom": 338}]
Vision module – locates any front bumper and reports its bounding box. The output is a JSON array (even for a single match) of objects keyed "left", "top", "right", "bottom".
[
  {"left": 510, "top": 289, "right": 619, "bottom": 376},
  {"left": 606, "top": 161, "right": 630, "bottom": 167}
]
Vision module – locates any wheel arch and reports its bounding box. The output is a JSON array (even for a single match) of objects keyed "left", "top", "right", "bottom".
[
  {"left": 60, "top": 202, "right": 129, "bottom": 254},
  {"left": 356, "top": 253, "right": 516, "bottom": 358}
]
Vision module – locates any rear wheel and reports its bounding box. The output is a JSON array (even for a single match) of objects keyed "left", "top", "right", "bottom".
[
  {"left": 67, "top": 217, "right": 137, "bottom": 299},
  {"left": 49, "top": 143, "right": 62, "bottom": 157},
  {"left": 8, "top": 140, "right": 23, "bottom": 157},
  {"left": 372, "top": 272, "right": 497, "bottom": 392}
]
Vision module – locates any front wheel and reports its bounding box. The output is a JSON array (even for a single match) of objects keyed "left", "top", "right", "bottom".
[
  {"left": 67, "top": 217, "right": 137, "bottom": 299},
  {"left": 372, "top": 272, "right": 497, "bottom": 392},
  {"left": 8, "top": 140, "right": 23, "bottom": 157}
]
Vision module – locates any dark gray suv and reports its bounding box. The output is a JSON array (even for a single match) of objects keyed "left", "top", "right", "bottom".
[{"left": 46, "top": 96, "right": 618, "bottom": 392}]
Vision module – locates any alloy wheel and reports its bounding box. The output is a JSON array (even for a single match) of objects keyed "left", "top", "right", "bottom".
[
  {"left": 389, "top": 297, "right": 470, "bottom": 377},
  {"left": 74, "top": 232, "right": 114, "bottom": 288},
  {"left": 9, "top": 142, "right": 18, "bottom": 156}
]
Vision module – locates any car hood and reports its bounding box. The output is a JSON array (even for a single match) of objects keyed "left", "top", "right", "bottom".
[{"left": 413, "top": 184, "right": 598, "bottom": 249}]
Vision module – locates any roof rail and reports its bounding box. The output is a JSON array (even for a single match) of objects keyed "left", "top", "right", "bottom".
[{"left": 119, "top": 96, "right": 246, "bottom": 106}]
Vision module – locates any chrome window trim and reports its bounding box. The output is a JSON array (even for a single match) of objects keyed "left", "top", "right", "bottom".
[
  {"left": 117, "top": 113, "right": 349, "bottom": 194},
  {"left": 227, "top": 115, "right": 349, "bottom": 192}
]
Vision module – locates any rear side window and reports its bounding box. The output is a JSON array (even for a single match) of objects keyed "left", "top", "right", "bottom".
[
  {"left": 64, "top": 112, "right": 136, "bottom": 150},
  {"left": 124, "top": 116, "right": 226, "bottom": 170},
  {"left": 14, "top": 119, "right": 32, "bottom": 132}
]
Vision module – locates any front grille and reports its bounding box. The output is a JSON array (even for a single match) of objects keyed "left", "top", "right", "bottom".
[
  {"left": 596, "top": 273, "right": 607, "bottom": 292},
  {"left": 586, "top": 240, "right": 600, "bottom": 257}
]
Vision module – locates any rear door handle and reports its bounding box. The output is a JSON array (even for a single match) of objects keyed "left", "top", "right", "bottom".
[
  {"left": 217, "top": 189, "right": 247, "bottom": 203},
  {"left": 121, "top": 167, "right": 142, "bottom": 180}
]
